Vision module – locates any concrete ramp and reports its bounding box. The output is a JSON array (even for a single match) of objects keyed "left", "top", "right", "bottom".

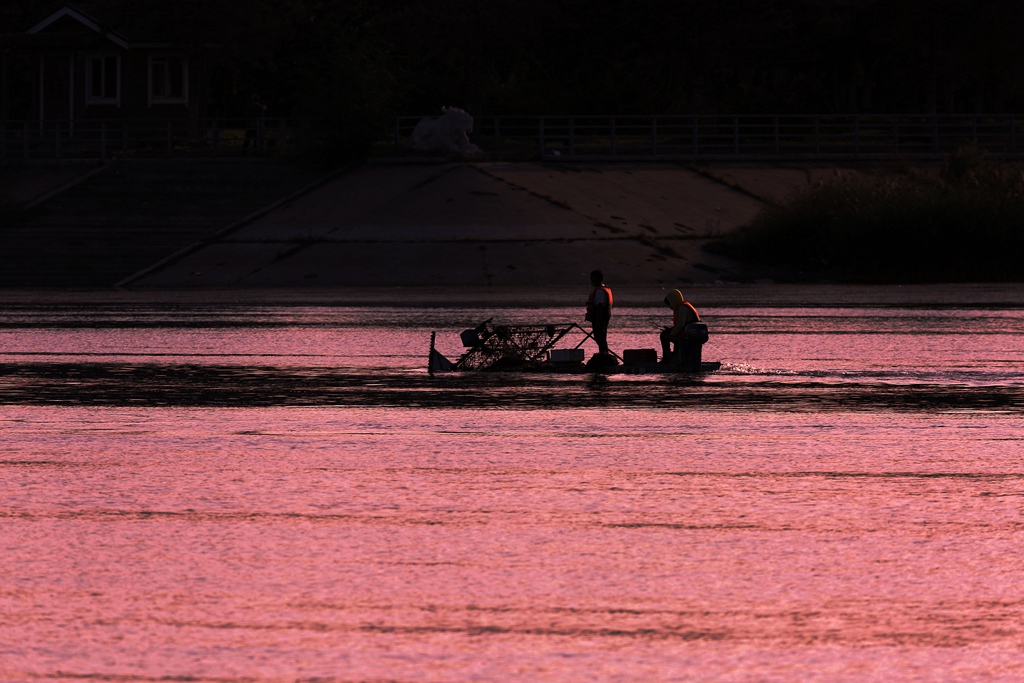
[
  {"left": 478, "top": 162, "right": 761, "bottom": 238},
  {"left": 133, "top": 161, "right": 771, "bottom": 288},
  {"left": 0, "top": 160, "right": 323, "bottom": 288},
  {"left": 698, "top": 164, "right": 871, "bottom": 204}
]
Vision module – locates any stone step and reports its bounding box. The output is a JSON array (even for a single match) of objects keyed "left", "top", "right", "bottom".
[
  {"left": 29, "top": 205, "right": 263, "bottom": 221},
  {"left": 21, "top": 216, "right": 243, "bottom": 229}
]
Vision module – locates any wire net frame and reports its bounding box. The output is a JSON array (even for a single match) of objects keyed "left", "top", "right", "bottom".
[{"left": 452, "top": 323, "right": 590, "bottom": 371}]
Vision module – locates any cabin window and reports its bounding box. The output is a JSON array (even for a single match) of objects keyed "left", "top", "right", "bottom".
[
  {"left": 149, "top": 55, "right": 188, "bottom": 104},
  {"left": 86, "top": 54, "right": 120, "bottom": 105}
]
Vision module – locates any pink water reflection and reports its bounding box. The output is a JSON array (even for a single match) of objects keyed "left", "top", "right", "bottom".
[
  {"left": 1, "top": 301, "right": 1023, "bottom": 681},
  {"left": 2, "top": 404, "right": 1024, "bottom": 681}
]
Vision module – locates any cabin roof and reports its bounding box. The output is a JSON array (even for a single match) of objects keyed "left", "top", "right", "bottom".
[
  {"left": 17, "top": 3, "right": 203, "bottom": 50},
  {"left": 28, "top": 4, "right": 131, "bottom": 50}
]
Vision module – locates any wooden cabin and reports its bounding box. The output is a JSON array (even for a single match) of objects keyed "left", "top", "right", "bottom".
[{"left": 0, "top": 4, "right": 209, "bottom": 133}]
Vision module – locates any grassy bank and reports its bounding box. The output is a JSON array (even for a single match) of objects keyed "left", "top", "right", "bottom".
[{"left": 710, "top": 148, "right": 1024, "bottom": 282}]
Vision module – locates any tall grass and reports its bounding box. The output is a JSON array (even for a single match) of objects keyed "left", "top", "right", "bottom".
[{"left": 710, "top": 147, "right": 1024, "bottom": 282}]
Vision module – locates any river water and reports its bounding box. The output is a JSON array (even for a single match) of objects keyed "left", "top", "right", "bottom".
[{"left": 2, "top": 287, "right": 1023, "bottom": 681}]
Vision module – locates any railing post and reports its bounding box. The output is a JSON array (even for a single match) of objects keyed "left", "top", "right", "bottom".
[
  {"left": 122, "top": 120, "right": 129, "bottom": 155},
  {"left": 0, "top": 121, "right": 5, "bottom": 160},
  {"left": 101, "top": 120, "right": 107, "bottom": 161},
  {"left": 692, "top": 115, "right": 698, "bottom": 156},
  {"left": 23, "top": 122, "right": 29, "bottom": 159},
  {"left": 394, "top": 117, "right": 400, "bottom": 148},
  {"left": 932, "top": 116, "right": 939, "bottom": 154},
  {"left": 814, "top": 116, "right": 820, "bottom": 155},
  {"left": 568, "top": 117, "right": 574, "bottom": 156},
  {"left": 494, "top": 116, "right": 500, "bottom": 150},
  {"left": 610, "top": 116, "right": 616, "bottom": 156},
  {"left": 893, "top": 117, "right": 899, "bottom": 155},
  {"left": 1012, "top": 118, "right": 1017, "bottom": 154},
  {"left": 167, "top": 120, "right": 173, "bottom": 157},
  {"left": 212, "top": 120, "right": 219, "bottom": 155},
  {"left": 773, "top": 116, "right": 779, "bottom": 154},
  {"left": 54, "top": 121, "right": 60, "bottom": 160},
  {"left": 733, "top": 116, "right": 739, "bottom": 154},
  {"left": 854, "top": 116, "right": 860, "bottom": 155},
  {"left": 652, "top": 117, "right": 657, "bottom": 156},
  {"left": 538, "top": 117, "right": 545, "bottom": 156}
]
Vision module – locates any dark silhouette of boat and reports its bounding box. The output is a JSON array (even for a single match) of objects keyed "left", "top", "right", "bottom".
[{"left": 428, "top": 319, "right": 720, "bottom": 374}]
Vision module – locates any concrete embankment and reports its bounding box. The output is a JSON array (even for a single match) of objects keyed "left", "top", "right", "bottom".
[
  {"left": 123, "top": 161, "right": 865, "bottom": 289},
  {"left": 0, "top": 159, "right": 323, "bottom": 288},
  {"left": 1, "top": 159, "right": 865, "bottom": 290}
]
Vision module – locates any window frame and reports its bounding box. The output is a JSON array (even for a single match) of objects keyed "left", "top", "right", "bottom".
[
  {"left": 85, "top": 53, "right": 120, "bottom": 106},
  {"left": 148, "top": 53, "right": 189, "bottom": 105}
]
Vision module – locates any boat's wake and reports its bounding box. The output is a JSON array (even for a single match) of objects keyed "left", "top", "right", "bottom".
[{"left": 1, "top": 362, "right": 1022, "bottom": 412}]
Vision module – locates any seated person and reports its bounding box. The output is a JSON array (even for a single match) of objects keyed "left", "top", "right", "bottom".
[{"left": 660, "top": 289, "right": 700, "bottom": 362}]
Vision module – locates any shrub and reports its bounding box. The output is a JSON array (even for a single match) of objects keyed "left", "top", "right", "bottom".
[{"left": 711, "top": 150, "right": 1024, "bottom": 282}]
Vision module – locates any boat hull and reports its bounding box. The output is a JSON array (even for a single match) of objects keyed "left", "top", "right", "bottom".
[
  {"left": 428, "top": 323, "right": 720, "bottom": 375},
  {"left": 449, "top": 360, "right": 721, "bottom": 375}
]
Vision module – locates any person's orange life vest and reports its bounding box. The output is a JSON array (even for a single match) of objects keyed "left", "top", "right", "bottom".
[
  {"left": 673, "top": 300, "right": 699, "bottom": 326},
  {"left": 587, "top": 286, "right": 613, "bottom": 321},
  {"left": 587, "top": 286, "right": 613, "bottom": 308}
]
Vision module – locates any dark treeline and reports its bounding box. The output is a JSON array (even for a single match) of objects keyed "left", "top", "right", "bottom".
[{"left": 5, "top": 1, "right": 1024, "bottom": 122}]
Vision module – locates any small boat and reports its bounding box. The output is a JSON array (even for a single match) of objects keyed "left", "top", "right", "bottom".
[{"left": 428, "top": 319, "right": 720, "bottom": 375}]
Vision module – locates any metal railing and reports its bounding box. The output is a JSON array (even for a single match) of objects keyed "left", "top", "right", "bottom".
[
  {"left": 5, "top": 113, "right": 1022, "bottom": 162},
  {"left": 393, "top": 114, "right": 1024, "bottom": 160},
  {"left": 0, "top": 118, "right": 306, "bottom": 161}
]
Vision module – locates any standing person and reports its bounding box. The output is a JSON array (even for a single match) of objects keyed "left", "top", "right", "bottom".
[
  {"left": 585, "top": 269, "right": 613, "bottom": 355},
  {"left": 243, "top": 94, "right": 266, "bottom": 153},
  {"left": 660, "top": 289, "right": 700, "bottom": 362}
]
